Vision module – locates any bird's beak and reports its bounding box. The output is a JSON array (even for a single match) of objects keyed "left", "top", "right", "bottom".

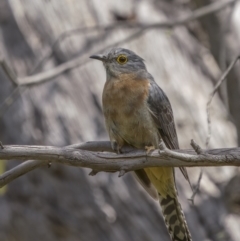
[{"left": 89, "top": 54, "right": 106, "bottom": 62}]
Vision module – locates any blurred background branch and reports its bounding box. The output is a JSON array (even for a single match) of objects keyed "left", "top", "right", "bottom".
[
  {"left": 0, "top": 0, "right": 236, "bottom": 87},
  {"left": 206, "top": 55, "right": 240, "bottom": 147}
]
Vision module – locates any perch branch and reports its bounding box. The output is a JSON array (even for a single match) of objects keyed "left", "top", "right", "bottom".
[
  {"left": 0, "top": 141, "right": 127, "bottom": 187},
  {"left": 1, "top": 140, "right": 240, "bottom": 188}
]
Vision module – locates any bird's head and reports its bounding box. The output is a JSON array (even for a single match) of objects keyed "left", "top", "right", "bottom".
[{"left": 90, "top": 47, "right": 146, "bottom": 78}]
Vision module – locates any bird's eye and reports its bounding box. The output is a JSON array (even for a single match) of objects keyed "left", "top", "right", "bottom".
[{"left": 116, "top": 55, "right": 128, "bottom": 64}]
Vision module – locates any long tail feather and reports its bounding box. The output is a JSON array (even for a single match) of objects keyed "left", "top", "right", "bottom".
[
  {"left": 144, "top": 167, "right": 192, "bottom": 241},
  {"left": 159, "top": 193, "right": 192, "bottom": 241}
]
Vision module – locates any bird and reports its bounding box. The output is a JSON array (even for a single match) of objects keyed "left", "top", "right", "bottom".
[{"left": 90, "top": 47, "right": 192, "bottom": 241}]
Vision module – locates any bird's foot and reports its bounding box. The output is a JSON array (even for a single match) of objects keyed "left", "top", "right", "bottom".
[
  {"left": 112, "top": 141, "right": 122, "bottom": 154},
  {"left": 145, "top": 145, "right": 155, "bottom": 154}
]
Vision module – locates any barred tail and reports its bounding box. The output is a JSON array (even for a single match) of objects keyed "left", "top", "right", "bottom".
[
  {"left": 159, "top": 192, "right": 192, "bottom": 241},
  {"left": 144, "top": 167, "right": 192, "bottom": 241}
]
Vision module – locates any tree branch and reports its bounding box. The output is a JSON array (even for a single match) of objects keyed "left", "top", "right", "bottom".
[
  {"left": 0, "top": 140, "right": 240, "bottom": 188},
  {"left": 0, "top": 160, "right": 47, "bottom": 188}
]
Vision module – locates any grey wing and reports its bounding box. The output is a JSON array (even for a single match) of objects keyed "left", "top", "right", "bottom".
[
  {"left": 147, "top": 79, "right": 192, "bottom": 189},
  {"left": 147, "top": 79, "right": 179, "bottom": 149}
]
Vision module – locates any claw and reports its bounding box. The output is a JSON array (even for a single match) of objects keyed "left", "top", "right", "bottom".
[
  {"left": 112, "top": 141, "right": 122, "bottom": 154},
  {"left": 145, "top": 145, "right": 155, "bottom": 154}
]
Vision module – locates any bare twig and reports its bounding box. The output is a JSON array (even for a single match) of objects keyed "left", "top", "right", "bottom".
[
  {"left": 189, "top": 55, "right": 240, "bottom": 199},
  {"left": 188, "top": 140, "right": 204, "bottom": 203},
  {"left": 188, "top": 169, "right": 203, "bottom": 205},
  {"left": 0, "top": 142, "right": 4, "bottom": 149},
  {"left": 0, "top": 160, "right": 47, "bottom": 187},
  {"left": 0, "top": 141, "right": 240, "bottom": 188},
  {"left": 191, "top": 139, "right": 204, "bottom": 155},
  {"left": 0, "top": 58, "right": 18, "bottom": 86},
  {"left": 206, "top": 55, "right": 240, "bottom": 147}
]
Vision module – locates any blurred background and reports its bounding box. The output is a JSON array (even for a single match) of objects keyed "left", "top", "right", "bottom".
[{"left": 0, "top": 0, "right": 240, "bottom": 240}]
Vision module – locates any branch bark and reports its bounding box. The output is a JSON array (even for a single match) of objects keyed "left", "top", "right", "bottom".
[{"left": 0, "top": 140, "right": 240, "bottom": 188}]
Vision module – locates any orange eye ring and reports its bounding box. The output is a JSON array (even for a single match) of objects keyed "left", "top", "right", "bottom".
[{"left": 116, "top": 55, "right": 128, "bottom": 64}]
